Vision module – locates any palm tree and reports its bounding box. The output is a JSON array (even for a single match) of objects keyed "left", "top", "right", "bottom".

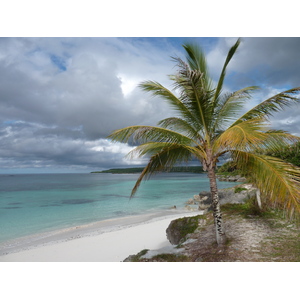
[{"left": 108, "top": 39, "right": 300, "bottom": 245}]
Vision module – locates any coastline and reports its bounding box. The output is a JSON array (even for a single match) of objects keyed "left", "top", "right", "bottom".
[{"left": 0, "top": 209, "right": 202, "bottom": 262}]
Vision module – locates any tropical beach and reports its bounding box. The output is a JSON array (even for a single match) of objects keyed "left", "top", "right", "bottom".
[
  {"left": 2, "top": 4, "right": 300, "bottom": 299},
  {"left": 2, "top": 36, "right": 300, "bottom": 262},
  {"left": 0, "top": 210, "right": 201, "bottom": 262},
  {"left": 0, "top": 172, "right": 238, "bottom": 257},
  {"left": 2, "top": 193, "right": 300, "bottom": 262}
]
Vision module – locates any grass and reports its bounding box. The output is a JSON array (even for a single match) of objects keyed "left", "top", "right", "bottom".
[
  {"left": 222, "top": 197, "right": 263, "bottom": 217},
  {"left": 125, "top": 250, "right": 192, "bottom": 262},
  {"left": 149, "top": 253, "right": 191, "bottom": 262},
  {"left": 221, "top": 198, "right": 300, "bottom": 261},
  {"left": 124, "top": 249, "right": 149, "bottom": 262},
  {"left": 234, "top": 187, "right": 248, "bottom": 193},
  {"left": 261, "top": 232, "right": 300, "bottom": 261}
]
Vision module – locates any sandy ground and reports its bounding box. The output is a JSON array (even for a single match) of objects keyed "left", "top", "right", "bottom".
[{"left": 0, "top": 210, "right": 201, "bottom": 262}]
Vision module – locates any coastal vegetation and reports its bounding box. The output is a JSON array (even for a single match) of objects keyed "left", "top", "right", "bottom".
[
  {"left": 108, "top": 38, "right": 300, "bottom": 246},
  {"left": 266, "top": 141, "right": 300, "bottom": 167},
  {"left": 125, "top": 199, "right": 300, "bottom": 262},
  {"left": 216, "top": 161, "right": 240, "bottom": 176},
  {"left": 92, "top": 166, "right": 204, "bottom": 174},
  {"left": 217, "top": 141, "right": 300, "bottom": 174}
]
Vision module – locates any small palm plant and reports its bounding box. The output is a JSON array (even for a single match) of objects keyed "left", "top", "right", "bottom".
[{"left": 108, "top": 39, "right": 300, "bottom": 245}]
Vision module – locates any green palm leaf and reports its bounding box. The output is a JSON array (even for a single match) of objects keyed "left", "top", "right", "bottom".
[
  {"left": 138, "top": 80, "right": 199, "bottom": 127},
  {"left": 261, "top": 130, "right": 300, "bottom": 153},
  {"left": 108, "top": 125, "right": 194, "bottom": 145},
  {"left": 128, "top": 141, "right": 204, "bottom": 161},
  {"left": 232, "top": 87, "right": 300, "bottom": 125},
  {"left": 213, "top": 38, "right": 241, "bottom": 104},
  {"left": 232, "top": 150, "right": 300, "bottom": 217},
  {"left": 129, "top": 143, "right": 204, "bottom": 197},
  {"left": 211, "top": 86, "right": 259, "bottom": 133},
  {"left": 214, "top": 117, "right": 268, "bottom": 153},
  {"left": 157, "top": 117, "right": 202, "bottom": 141}
]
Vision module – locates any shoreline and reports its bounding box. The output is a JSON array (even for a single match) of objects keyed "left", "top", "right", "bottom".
[{"left": 0, "top": 209, "right": 202, "bottom": 262}]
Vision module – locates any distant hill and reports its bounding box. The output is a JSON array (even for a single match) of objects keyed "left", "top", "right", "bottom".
[{"left": 91, "top": 166, "right": 204, "bottom": 174}]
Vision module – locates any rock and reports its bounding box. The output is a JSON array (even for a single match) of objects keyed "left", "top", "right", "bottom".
[
  {"left": 187, "top": 184, "right": 257, "bottom": 210},
  {"left": 195, "top": 257, "right": 203, "bottom": 262},
  {"left": 181, "top": 238, "right": 198, "bottom": 245},
  {"left": 123, "top": 255, "right": 136, "bottom": 262},
  {"left": 166, "top": 215, "right": 202, "bottom": 245},
  {"left": 193, "top": 194, "right": 201, "bottom": 202},
  {"left": 216, "top": 174, "right": 247, "bottom": 182},
  {"left": 195, "top": 192, "right": 213, "bottom": 211},
  {"left": 201, "top": 196, "right": 208, "bottom": 201},
  {"left": 185, "top": 204, "right": 201, "bottom": 211},
  {"left": 186, "top": 198, "right": 195, "bottom": 205},
  {"left": 123, "top": 249, "right": 149, "bottom": 262},
  {"left": 198, "top": 203, "right": 210, "bottom": 210},
  {"left": 237, "top": 177, "right": 247, "bottom": 182}
]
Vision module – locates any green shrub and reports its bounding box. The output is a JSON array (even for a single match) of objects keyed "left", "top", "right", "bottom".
[
  {"left": 150, "top": 253, "right": 191, "bottom": 262},
  {"left": 217, "top": 161, "right": 241, "bottom": 176},
  {"left": 234, "top": 187, "right": 247, "bottom": 193}
]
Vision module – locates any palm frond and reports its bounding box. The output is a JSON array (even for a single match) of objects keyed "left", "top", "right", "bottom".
[
  {"left": 127, "top": 141, "right": 204, "bottom": 161},
  {"left": 260, "top": 130, "right": 300, "bottom": 153},
  {"left": 157, "top": 117, "right": 203, "bottom": 141},
  {"left": 108, "top": 125, "right": 194, "bottom": 145},
  {"left": 181, "top": 42, "right": 212, "bottom": 90},
  {"left": 231, "top": 150, "right": 300, "bottom": 218},
  {"left": 171, "top": 56, "right": 214, "bottom": 137},
  {"left": 211, "top": 86, "right": 259, "bottom": 132},
  {"left": 130, "top": 143, "right": 204, "bottom": 197},
  {"left": 232, "top": 87, "right": 300, "bottom": 125},
  {"left": 213, "top": 38, "right": 241, "bottom": 104},
  {"left": 139, "top": 80, "right": 200, "bottom": 127},
  {"left": 214, "top": 117, "right": 268, "bottom": 153}
]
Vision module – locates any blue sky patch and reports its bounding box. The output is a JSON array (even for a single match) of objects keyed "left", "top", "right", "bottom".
[{"left": 50, "top": 54, "right": 67, "bottom": 71}]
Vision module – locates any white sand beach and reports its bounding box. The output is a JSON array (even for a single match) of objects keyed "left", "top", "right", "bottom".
[{"left": 0, "top": 210, "right": 201, "bottom": 262}]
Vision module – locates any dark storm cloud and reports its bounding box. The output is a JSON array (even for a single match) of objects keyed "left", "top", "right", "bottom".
[
  {"left": 0, "top": 121, "right": 145, "bottom": 171},
  {"left": 237, "top": 38, "right": 300, "bottom": 136},
  {"left": 222, "top": 37, "right": 300, "bottom": 88},
  {"left": 206, "top": 37, "right": 300, "bottom": 135},
  {"left": 0, "top": 37, "right": 300, "bottom": 172},
  {"left": 0, "top": 37, "right": 175, "bottom": 138}
]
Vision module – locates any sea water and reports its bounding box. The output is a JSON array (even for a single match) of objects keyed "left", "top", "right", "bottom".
[{"left": 0, "top": 172, "right": 237, "bottom": 243}]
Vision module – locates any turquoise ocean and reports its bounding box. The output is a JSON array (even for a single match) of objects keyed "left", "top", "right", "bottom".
[{"left": 0, "top": 172, "right": 237, "bottom": 244}]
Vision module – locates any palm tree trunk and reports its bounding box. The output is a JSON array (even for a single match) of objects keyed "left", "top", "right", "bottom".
[
  {"left": 207, "top": 165, "right": 226, "bottom": 246},
  {"left": 256, "top": 189, "right": 262, "bottom": 209}
]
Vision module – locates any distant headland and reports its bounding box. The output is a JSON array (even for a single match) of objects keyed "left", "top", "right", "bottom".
[{"left": 91, "top": 166, "right": 204, "bottom": 174}]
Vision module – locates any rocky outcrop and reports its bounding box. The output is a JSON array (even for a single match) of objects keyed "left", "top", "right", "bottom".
[
  {"left": 216, "top": 174, "right": 246, "bottom": 182},
  {"left": 185, "top": 194, "right": 211, "bottom": 211},
  {"left": 166, "top": 215, "right": 204, "bottom": 245},
  {"left": 185, "top": 184, "right": 257, "bottom": 212}
]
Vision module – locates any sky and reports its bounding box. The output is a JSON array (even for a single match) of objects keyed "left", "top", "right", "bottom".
[{"left": 1, "top": 36, "right": 300, "bottom": 173}]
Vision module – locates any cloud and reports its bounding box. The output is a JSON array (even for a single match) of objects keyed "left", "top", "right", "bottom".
[
  {"left": 0, "top": 38, "right": 178, "bottom": 136},
  {"left": 206, "top": 37, "right": 300, "bottom": 135},
  {"left": 0, "top": 37, "right": 178, "bottom": 171},
  {"left": 0, "top": 37, "right": 300, "bottom": 172},
  {"left": 226, "top": 37, "right": 300, "bottom": 88},
  {"left": 0, "top": 121, "right": 147, "bottom": 171}
]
